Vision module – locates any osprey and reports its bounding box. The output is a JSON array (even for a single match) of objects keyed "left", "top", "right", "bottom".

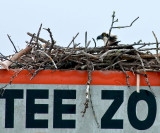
[{"left": 97, "top": 32, "right": 119, "bottom": 46}]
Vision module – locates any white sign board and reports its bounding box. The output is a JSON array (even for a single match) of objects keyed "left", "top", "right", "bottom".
[{"left": 0, "top": 84, "right": 159, "bottom": 133}]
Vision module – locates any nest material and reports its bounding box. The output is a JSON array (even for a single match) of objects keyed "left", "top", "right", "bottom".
[{"left": 1, "top": 32, "right": 160, "bottom": 73}]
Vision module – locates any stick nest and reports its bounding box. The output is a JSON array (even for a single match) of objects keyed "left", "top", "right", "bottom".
[{"left": 1, "top": 31, "right": 160, "bottom": 73}]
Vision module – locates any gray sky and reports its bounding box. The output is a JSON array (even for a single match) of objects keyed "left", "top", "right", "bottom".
[{"left": 1, "top": 0, "right": 160, "bottom": 55}]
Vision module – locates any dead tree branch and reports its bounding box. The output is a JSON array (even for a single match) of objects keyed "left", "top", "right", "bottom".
[
  {"left": 113, "top": 17, "right": 139, "bottom": 28},
  {"left": 36, "top": 23, "right": 42, "bottom": 49},
  {"left": 43, "top": 28, "right": 56, "bottom": 54},
  {"left": 152, "top": 31, "right": 159, "bottom": 58},
  {"left": 0, "top": 68, "right": 23, "bottom": 96},
  {"left": 67, "top": 32, "right": 79, "bottom": 48},
  {"left": 7, "top": 34, "right": 18, "bottom": 53}
]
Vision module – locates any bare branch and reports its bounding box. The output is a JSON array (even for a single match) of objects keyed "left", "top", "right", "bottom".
[
  {"left": 43, "top": 28, "right": 56, "bottom": 54},
  {"left": 7, "top": 34, "right": 18, "bottom": 53},
  {"left": 67, "top": 32, "right": 79, "bottom": 48},
  {"left": 0, "top": 68, "right": 23, "bottom": 96},
  {"left": 36, "top": 23, "right": 42, "bottom": 49},
  {"left": 37, "top": 50, "right": 57, "bottom": 69},
  {"left": 152, "top": 31, "right": 159, "bottom": 58},
  {"left": 119, "top": 62, "right": 130, "bottom": 89},
  {"left": 113, "top": 17, "right": 139, "bottom": 28},
  {"left": 92, "top": 38, "right": 97, "bottom": 47}
]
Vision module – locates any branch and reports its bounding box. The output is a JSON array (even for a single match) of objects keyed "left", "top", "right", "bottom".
[
  {"left": 0, "top": 45, "right": 32, "bottom": 70},
  {"left": 36, "top": 23, "right": 42, "bottom": 49},
  {"left": 85, "top": 31, "right": 87, "bottom": 49},
  {"left": 30, "top": 68, "right": 43, "bottom": 80},
  {"left": 136, "top": 52, "right": 155, "bottom": 95},
  {"left": 119, "top": 62, "right": 130, "bottom": 89},
  {"left": 0, "top": 68, "right": 23, "bottom": 96},
  {"left": 106, "top": 11, "right": 118, "bottom": 46},
  {"left": 113, "top": 17, "right": 139, "bottom": 28},
  {"left": 27, "top": 32, "right": 50, "bottom": 45},
  {"left": 37, "top": 50, "right": 57, "bottom": 69},
  {"left": 43, "top": 28, "right": 56, "bottom": 54},
  {"left": 7, "top": 34, "right": 18, "bottom": 53},
  {"left": 81, "top": 51, "right": 99, "bottom": 59},
  {"left": 152, "top": 31, "right": 159, "bottom": 58},
  {"left": 27, "top": 32, "right": 61, "bottom": 49},
  {"left": 105, "top": 60, "right": 126, "bottom": 70},
  {"left": 81, "top": 70, "right": 92, "bottom": 117},
  {"left": 92, "top": 38, "right": 97, "bottom": 47},
  {"left": 29, "top": 33, "right": 35, "bottom": 44},
  {"left": 67, "top": 32, "right": 79, "bottom": 48}
]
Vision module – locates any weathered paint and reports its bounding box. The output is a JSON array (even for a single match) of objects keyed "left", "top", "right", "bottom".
[{"left": 0, "top": 70, "right": 159, "bottom": 133}]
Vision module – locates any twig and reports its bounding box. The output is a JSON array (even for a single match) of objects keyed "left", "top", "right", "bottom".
[
  {"left": 108, "top": 42, "right": 160, "bottom": 49},
  {"left": 43, "top": 28, "right": 56, "bottom": 54},
  {"left": 119, "top": 63, "right": 130, "bottom": 89},
  {"left": 0, "top": 68, "right": 23, "bottom": 96},
  {"left": 0, "top": 45, "right": 32, "bottom": 70},
  {"left": 30, "top": 68, "right": 44, "bottom": 80},
  {"left": 85, "top": 32, "right": 87, "bottom": 49},
  {"left": 106, "top": 12, "right": 139, "bottom": 46},
  {"left": 73, "top": 43, "right": 81, "bottom": 48},
  {"left": 7, "top": 34, "right": 18, "bottom": 53},
  {"left": 29, "top": 33, "right": 35, "bottom": 44},
  {"left": 106, "top": 11, "right": 118, "bottom": 46},
  {"left": 152, "top": 31, "right": 159, "bottom": 58},
  {"left": 92, "top": 38, "right": 97, "bottom": 47},
  {"left": 81, "top": 51, "right": 99, "bottom": 59},
  {"left": 147, "top": 51, "right": 160, "bottom": 64},
  {"left": 139, "top": 48, "right": 160, "bottom": 51},
  {"left": 36, "top": 23, "right": 42, "bottom": 49},
  {"left": 37, "top": 50, "right": 57, "bottom": 69},
  {"left": 99, "top": 49, "right": 132, "bottom": 61},
  {"left": 136, "top": 52, "right": 155, "bottom": 95},
  {"left": 89, "top": 72, "right": 100, "bottom": 128},
  {"left": 86, "top": 41, "right": 91, "bottom": 48},
  {"left": 81, "top": 70, "right": 91, "bottom": 117},
  {"left": 27, "top": 32, "right": 50, "bottom": 45},
  {"left": 113, "top": 17, "right": 139, "bottom": 28},
  {"left": 0, "top": 53, "right": 34, "bottom": 75},
  {"left": 105, "top": 60, "right": 126, "bottom": 70},
  {"left": 67, "top": 32, "right": 79, "bottom": 48},
  {"left": 81, "top": 60, "right": 99, "bottom": 127}
]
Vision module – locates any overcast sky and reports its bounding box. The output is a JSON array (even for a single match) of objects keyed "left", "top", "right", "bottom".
[{"left": 0, "top": 0, "right": 160, "bottom": 55}]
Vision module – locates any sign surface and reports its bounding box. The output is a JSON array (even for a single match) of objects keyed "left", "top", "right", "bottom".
[{"left": 0, "top": 70, "right": 160, "bottom": 133}]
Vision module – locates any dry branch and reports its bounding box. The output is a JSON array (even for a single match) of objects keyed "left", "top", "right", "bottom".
[
  {"left": 0, "top": 69, "right": 23, "bottom": 96},
  {"left": 67, "top": 32, "right": 79, "bottom": 48},
  {"left": 113, "top": 17, "right": 139, "bottom": 29},
  {"left": 152, "top": 31, "right": 159, "bottom": 58},
  {"left": 0, "top": 45, "right": 32, "bottom": 70},
  {"left": 7, "top": 34, "right": 18, "bottom": 53}
]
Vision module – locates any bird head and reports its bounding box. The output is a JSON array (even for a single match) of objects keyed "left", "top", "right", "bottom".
[
  {"left": 97, "top": 32, "right": 109, "bottom": 41},
  {"left": 97, "top": 32, "right": 117, "bottom": 46}
]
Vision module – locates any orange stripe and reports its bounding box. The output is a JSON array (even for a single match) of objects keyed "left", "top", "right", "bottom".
[{"left": 0, "top": 69, "right": 160, "bottom": 86}]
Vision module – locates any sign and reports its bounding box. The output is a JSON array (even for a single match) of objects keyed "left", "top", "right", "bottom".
[{"left": 0, "top": 70, "right": 160, "bottom": 133}]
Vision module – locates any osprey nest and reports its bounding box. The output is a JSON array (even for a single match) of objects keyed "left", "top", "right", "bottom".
[{"left": 1, "top": 30, "right": 160, "bottom": 73}]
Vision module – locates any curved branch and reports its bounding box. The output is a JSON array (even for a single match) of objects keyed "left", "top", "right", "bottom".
[{"left": 113, "top": 17, "right": 139, "bottom": 29}]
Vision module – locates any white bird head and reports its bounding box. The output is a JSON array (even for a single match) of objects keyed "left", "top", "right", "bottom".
[{"left": 97, "top": 32, "right": 118, "bottom": 46}]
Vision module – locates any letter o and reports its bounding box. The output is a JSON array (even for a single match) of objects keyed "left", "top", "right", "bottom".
[{"left": 127, "top": 90, "right": 156, "bottom": 130}]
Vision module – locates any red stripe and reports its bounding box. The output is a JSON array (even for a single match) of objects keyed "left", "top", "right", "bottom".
[{"left": 0, "top": 69, "right": 160, "bottom": 86}]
